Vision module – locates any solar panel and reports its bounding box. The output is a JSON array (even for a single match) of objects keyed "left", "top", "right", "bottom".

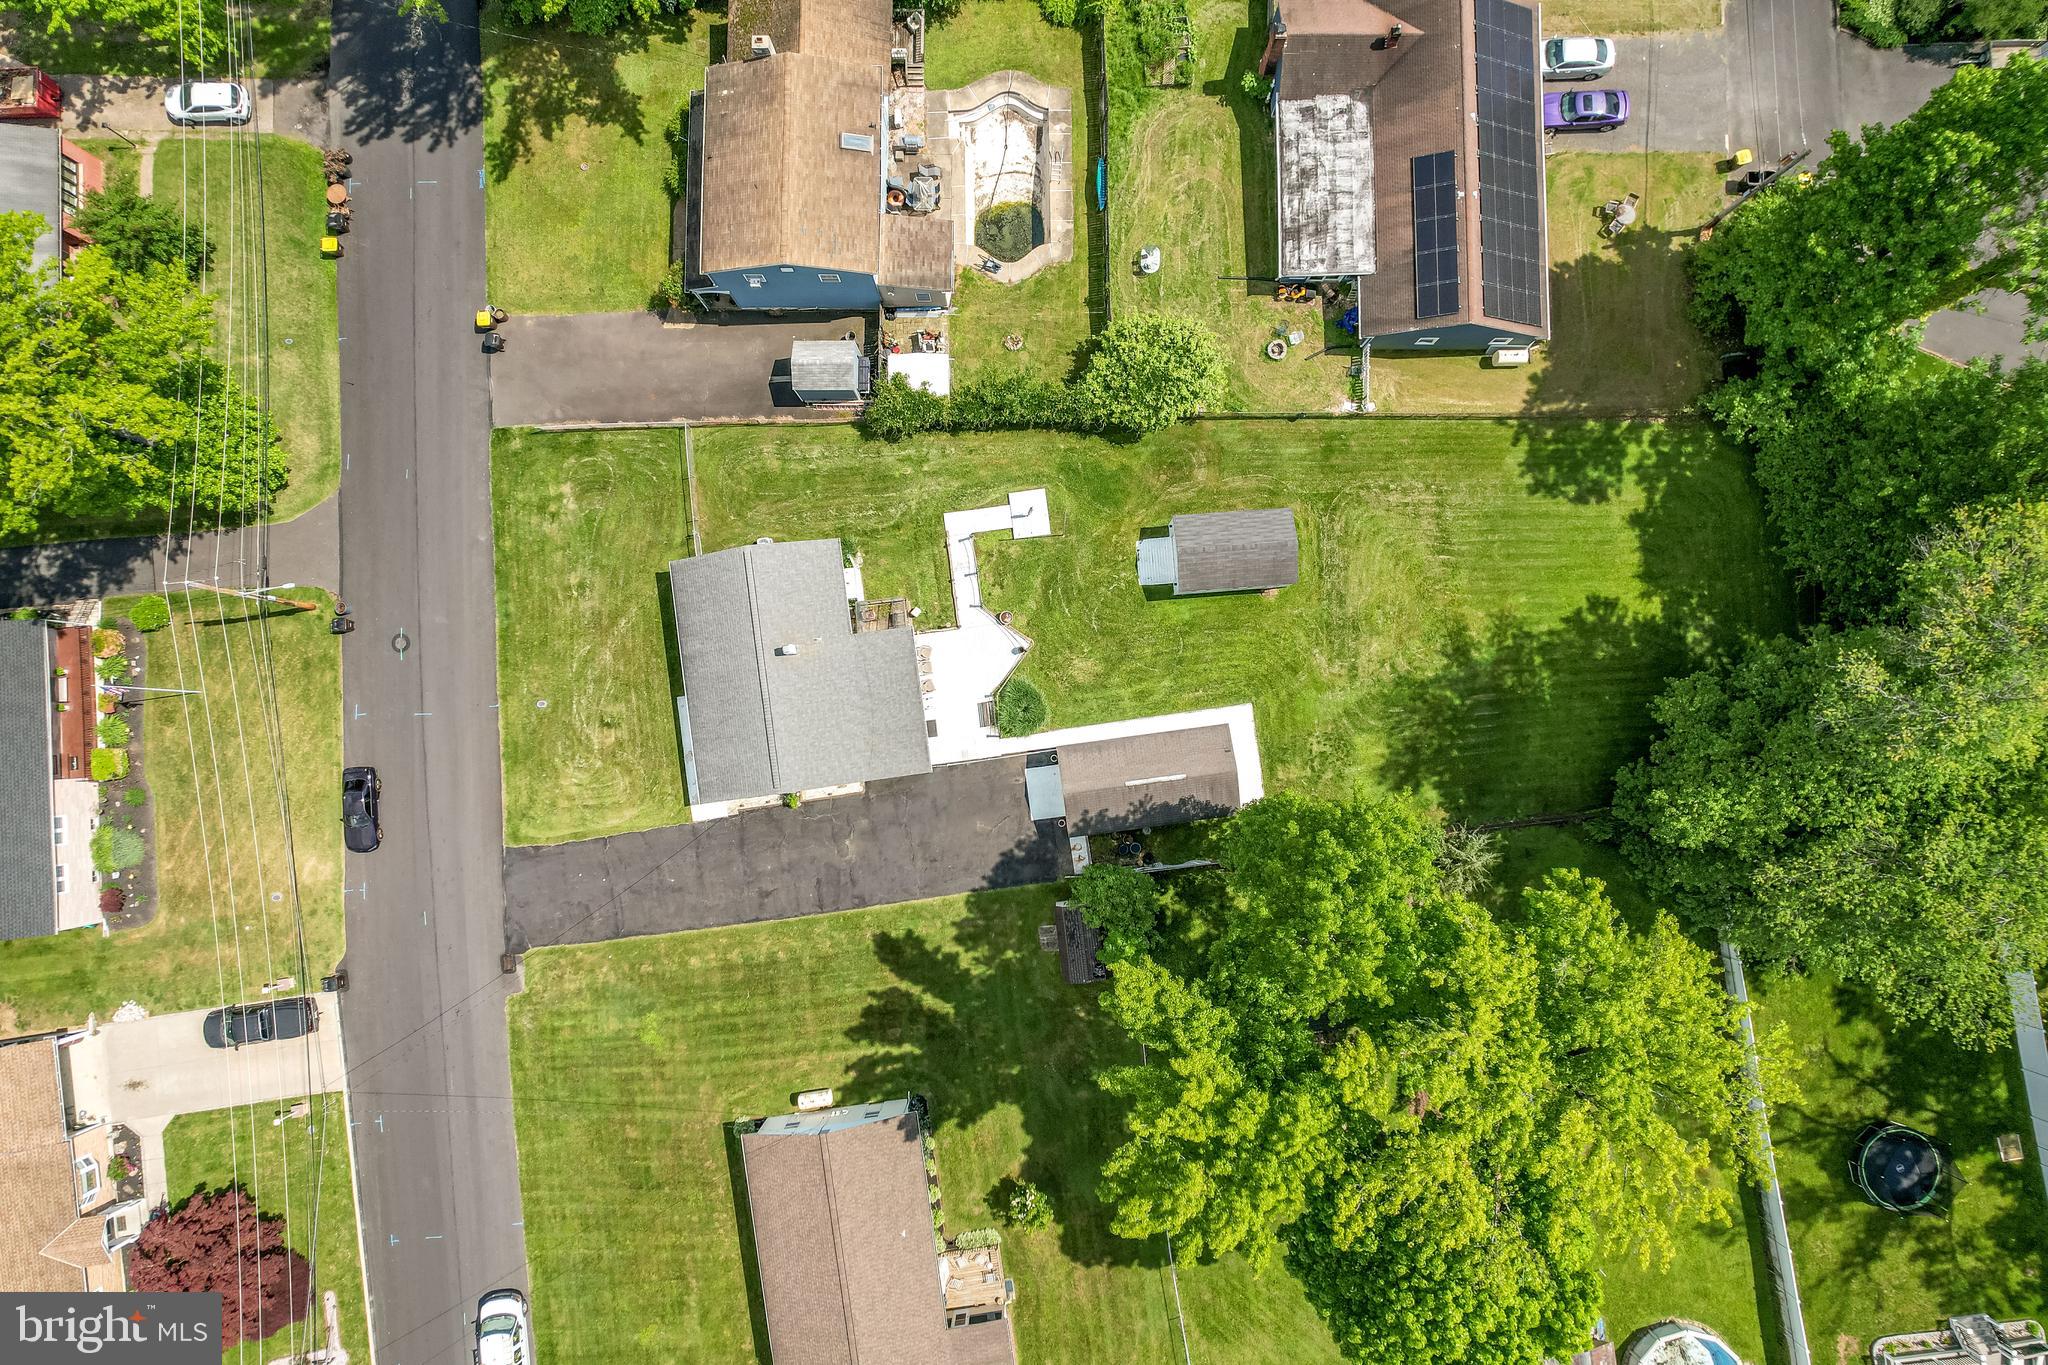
[
  {"left": 1473, "top": 0, "right": 1546, "bottom": 329},
  {"left": 1410, "top": 151, "right": 1461, "bottom": 320}
]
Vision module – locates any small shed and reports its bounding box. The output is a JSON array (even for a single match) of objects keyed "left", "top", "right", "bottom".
[
  {"left": 788, "top": 338, "right": 868, "bottom": 404},
  {"left": 1137, "top": 509, "right": 1299, "bottom": 596}
]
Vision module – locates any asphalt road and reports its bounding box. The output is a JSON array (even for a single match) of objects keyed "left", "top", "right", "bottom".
[{"left": 327, "top": 3, "right": 528, "bottom": 1363}]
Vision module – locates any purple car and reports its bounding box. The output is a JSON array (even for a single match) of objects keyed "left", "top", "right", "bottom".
[{"left": 1543, "top": 89, "right": 1630, "bottom": 132}]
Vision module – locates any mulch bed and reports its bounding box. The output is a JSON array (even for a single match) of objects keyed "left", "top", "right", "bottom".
[{"left": 98, "top": 617, "right": 158, "bottom": 933}]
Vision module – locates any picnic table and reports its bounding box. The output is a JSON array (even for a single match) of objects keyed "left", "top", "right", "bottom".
[{"left": 1602, "top": 191, "right": 1641, "bottom": 238}]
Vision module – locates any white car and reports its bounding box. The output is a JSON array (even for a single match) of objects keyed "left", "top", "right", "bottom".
[
  {"left": 474, "top": 1290, "right": 531, "bottom": 1365},
  {"left": 1541, "top": 36, "right": 1616, "bottom": 81},
  {"left": 163, "top": 81, "right": 252, "bottom": 125}
]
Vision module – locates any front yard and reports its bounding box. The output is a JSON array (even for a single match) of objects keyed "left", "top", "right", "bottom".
[
  {"left": 0, "top": 0, "right": 329, "bottom": 79},
  {"left": 162, "top": 1094, "right": 369, "bottom": 1365},
  {"left": 481, "top": 5, "right": 715, "bottom": 314},
  {"left": 509, "top": 887, "right": 1348, "bottom": 1365},
  {"left": 490, "top": 418, "right": 1790, "bottom": 843},
  {"left": 0, "top": 590, "right": 343, "bottom": 1034}
]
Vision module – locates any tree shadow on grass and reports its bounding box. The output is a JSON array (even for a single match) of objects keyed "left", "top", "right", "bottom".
[
  {"left": 1377, "top": 596, "right": 1689, "bottom": 824},
  {"left": 842, "top": 881, "right": 1165, "bottom": 1272}
]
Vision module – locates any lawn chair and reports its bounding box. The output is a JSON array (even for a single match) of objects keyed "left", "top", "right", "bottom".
[{"left": 1602, "top": 191, "right": 1641, "bottom": 238}]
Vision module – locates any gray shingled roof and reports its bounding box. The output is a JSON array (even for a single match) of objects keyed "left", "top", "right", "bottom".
[
  {"left": 0, "top": 621, "right": 57, "bottom": 941},
  {"left": 789, "top": 339, "right": 863, "bottom": 398},
  {"left": 670, "top": 540, "right": 931, "bottom": 803},
  {"left": 1170, "top": 509, "right": 1300, "bottom": 594},
  {"left": 0, "top": 123, "right": 62, "bottom": 271}
]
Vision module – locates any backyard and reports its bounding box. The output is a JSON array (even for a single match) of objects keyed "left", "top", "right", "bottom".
[
  {"left": 481, "top": 5, "right": 715, "bottom": 313},
  {"left": 927, "top": 0, "right": 1102, "bottom": 382},
  {"left": 0, "top": 590, "right": 343, "bottom": 1034},
  {"left": 162, "top": 1094, "right": 369, "bottom": 1365},
  {"left": 508, "top": 886, "right": 1349, "bottom": 1365}
]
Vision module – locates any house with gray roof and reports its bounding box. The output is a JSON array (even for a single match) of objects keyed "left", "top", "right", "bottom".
[
  {"left": 0, "top": 620, "right": 103, "bottom": 941},
  {"left": 739, "top": 1098, "right": 1017, "bottom": 1365},
  {"left": 1137, "top": 509, "right": 1301, "bottom": 597},
  {"left": 669, "top": 539, "right": 931, "bottom": 809}
]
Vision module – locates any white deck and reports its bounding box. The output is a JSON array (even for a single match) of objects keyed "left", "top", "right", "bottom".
[{"left": 920, "top": 490, "right": 1051, "bottom": 765}]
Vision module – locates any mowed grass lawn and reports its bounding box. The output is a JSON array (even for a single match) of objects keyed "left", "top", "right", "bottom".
[
  {"left": 491, "top": 428, "right": 691, "bottom": 845},
  {"left": 1760, "top": 975, "right": 2048, "bottom": 1361},
  {"left": 1545, "top": 0, "right": 1724, "bottom": 33},
  {"left": 693, "top": 420, "right": 1792, "bottom": 821},
  {"left": 482, "top": 5, "right": 714, "bottom": 313},
  {"left": 509, "top": 887, "right": 1348, "bottom": 1365},
  {"left": 163, "top": 1095, "right": 368, "bottom": 1365},
  {"left": 929, "top": 0, "right": 1102, "bottom": 382},
  {"left": 0, "top": 590, "right": 343, "bottom": 1034}
]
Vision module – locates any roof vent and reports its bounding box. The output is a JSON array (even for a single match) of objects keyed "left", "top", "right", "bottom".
[
  {"left": 774, "top": 643, "right": 799, "bottom": 657},
  {"left": 750, "top": 33, "right": 774, "bottom": 57},
  {"left": 1387, "top": 22, "right": 1403, "bottom": 46},
  {"left": 840, "top": 131, "right": 875, "bottom": 153}
]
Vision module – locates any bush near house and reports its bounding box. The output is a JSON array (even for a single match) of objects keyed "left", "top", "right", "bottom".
[
  {"left": 995, "top": 676, "right": 1049, "bottom": 737},
  {"left": 127, "top": 596, "right": 170, "bottom": 632},
  {"left": 98, "top": 714, "right": 131, "bottom": 748},
  {"left": 91, "top": 749, "right": 129, "bottom": 782},
  {"left": 91, "top": 825, "right": 143, "bottom": 874}
]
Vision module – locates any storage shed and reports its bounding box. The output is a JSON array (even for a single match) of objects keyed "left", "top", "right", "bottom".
[
  {"left": 788, "top": 338, "right": 868, "bottom": 404},
  {"left": 1136, "top": 509, "right": 1300, "bottom": 596}
]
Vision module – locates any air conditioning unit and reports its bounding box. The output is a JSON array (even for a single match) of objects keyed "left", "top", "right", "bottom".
[
  {"left": 750, "top": 33, "right": 774, "bottom": 57},
  {"left": 1489, "top": 346, "right": 1532, "bottom": 367}
]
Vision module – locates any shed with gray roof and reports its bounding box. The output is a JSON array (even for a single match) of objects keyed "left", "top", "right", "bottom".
[
  {"left": 1137, "top": 509, "right": 1300, "bottom": 596},
  {"left": 788, "top": 339, "right": 867, "bottom": 403},
  {"left": 0, "top": 122, "right": 63, "bottom": 270},
  {"left": 669, "top": 539, "right": 931, "bottom": 805},
  {"left": 0, "top": 620, "right": 58, "bottom": 941}
]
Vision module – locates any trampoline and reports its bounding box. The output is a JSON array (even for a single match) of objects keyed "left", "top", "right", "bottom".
[{"left": 1849, "top": 1121, "right": 1948, "bottom": 1214}]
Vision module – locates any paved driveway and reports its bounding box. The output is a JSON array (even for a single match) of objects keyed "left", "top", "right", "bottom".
[
  {"left": 53, "top": 75, "right": 330, "bottom": 145},
  {"left": 1923, "top": 289, "right": 2047, "bottom": 366},
  {"left": 503, "top": 757, "right": 1068, "bottom": 949},
  {"left": 486, "top": 311, "right": 870, "bottom": 427},
  {"left": 0, "top": 498, "right": 340, "bottom": 610}
]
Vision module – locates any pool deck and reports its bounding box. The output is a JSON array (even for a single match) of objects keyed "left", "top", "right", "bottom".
[{"left": 929, "top": 70, "right": 1074, "bottom": 285}]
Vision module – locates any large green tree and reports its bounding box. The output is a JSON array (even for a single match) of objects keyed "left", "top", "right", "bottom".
[
  {"left": 1615, "top": 502, "right": 2048, "bottom": 1046},
  {"left": 1691, "top": 57, "right": 2048, "bottom": 367},
  {"left": 0, "top": 214, "right": 285, "bottom": 538},
  {"left": 71, "top": 184, "right": 215, "bottom": 280},
  {"left": 1082, "top": 314, "right": 1228, "bottom": 434},
  {"left": 1093, "top": 792, "right": 1766, "bottom": 1363}
]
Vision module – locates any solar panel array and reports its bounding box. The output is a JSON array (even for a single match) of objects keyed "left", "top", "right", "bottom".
[
  {"left": 1473, "top": 0, "right": 1546, "bottom": 328},
  {"left": 1410, "top": 152, "right": 1461, "bottom": 320}
]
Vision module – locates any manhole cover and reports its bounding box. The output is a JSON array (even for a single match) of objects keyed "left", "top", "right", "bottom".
[{"left": 391, "top": 630, "right": 410, "bottom": 658}]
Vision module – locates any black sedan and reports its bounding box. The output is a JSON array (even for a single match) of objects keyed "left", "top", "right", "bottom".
[
  {"left": 343, "top": 765, "right": 381, "bottom": 853},
  {"left": 202, "top": 996, "right": 319, "bottom": 1049}
]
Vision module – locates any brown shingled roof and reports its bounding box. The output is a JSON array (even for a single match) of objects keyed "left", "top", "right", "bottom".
[
  {"left": 729, "top": 0, "right": 891, "bottom": 56},
  {"left": 0, "top": 1036, "right": 92, "bottom": 1292}
]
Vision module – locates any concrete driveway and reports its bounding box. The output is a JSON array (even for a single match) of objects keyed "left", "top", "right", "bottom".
[
  {"left": 52, "top": 75, "right": 330, "bottom": 145},
  {"left": 62, "top": 993, "right": 346, "bottom": 1202},
  {"left": 1923, "top": 289, "right": 2047, "bottom": 366},
  {"left": 502, "top": 757, "right": 1068, "bottom": 949},
  {"left": 486, "top": 311, "right": 870, "bottom": 427}
]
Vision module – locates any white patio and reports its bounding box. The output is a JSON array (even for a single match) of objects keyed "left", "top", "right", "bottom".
[{"left": 920, "top": 489, "right": 1050, "bottom": 765}]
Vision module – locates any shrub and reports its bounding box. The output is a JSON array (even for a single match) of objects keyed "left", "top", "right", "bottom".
[
  {"left": 950, "top": 372, "right": 1084, "bottom": 432},
  {"left": 91, "top": 825, "right": 144, "bottom": 874},
  {"left": 860, "top": 374, "right": 950, "bottom": 442},
  {"left": 98, "top": 714, "right": 131, "bottom": 748},
  {"left": 99, "top": 652, "right": 130, "bottom": 682},
  {"left": 72, "top": 183, "right": 216, "bottom": 278},
  {"left": 99, "top": 887, "right": 126, "bottom": 916},
  {"left": 975, "top": 201, "right": 1042, "bottom": 263},
  {"left": 131, "top": 1187, "right": 310, "bottom": 1348},
  {"left": 9, "top": 607, "right": 35, "bottom": 621},
  {"left": 92, "top": 627, "right": 124, "bottom": 657},
  {"left": 1000, "top": 1178, "right": 1054, "bottom": 1231},
  {"left": 1082, "top": 314, "right": 1227, "bottom": 434},
  {"left": 123, "top": 786, "right": 148, "bottom": 807},
  {"left": 995, "top": 677, "right": 1048, "bottom": 737},
  {"left": 662, "top": 100, "right": 689, "bottom": 200},
  {"left": 658, "top": 260, "right": 687, "bottom": 309},
  {"left": 783, "top": 791, "right": 803, "bottom": 809},
  {"left": 91, "top": 749, "right": 129, "bottom": 782},
  {"left": 127, "top": 596, "right": 171, "bottom": 632},
  {"left": 1240, "top": 70, "right": 1273, "bottom": 102},
  {"left": 953, "top": 1227, "right": 1003, "bottom": 1249},
  {"left": 1131, "top": 0, "right": 1188, "bottom": 69}
]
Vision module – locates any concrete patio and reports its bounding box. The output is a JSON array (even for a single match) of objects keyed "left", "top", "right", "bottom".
[{"left": 921, "top": 489, "right": 1050, "bottom": 765}]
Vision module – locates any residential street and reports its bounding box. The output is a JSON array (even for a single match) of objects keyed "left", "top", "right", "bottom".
[{"left": 327, "top": 2, "right": 528, "bottom": 1363}]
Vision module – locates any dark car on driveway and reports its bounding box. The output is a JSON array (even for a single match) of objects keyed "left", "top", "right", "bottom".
[
  {"left": 1543, "top": 88, "right": 1631, "bottom": 132},
  {"left": 202, "top": 996, "right": 319, "bottom": 1049},
  {"left": 343, "top": 765, "right": 381, "bottom": 853}
]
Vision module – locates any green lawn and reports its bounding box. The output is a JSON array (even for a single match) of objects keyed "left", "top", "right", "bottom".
[
  {"left": 1760, "top": 974, "right": 2048, "bottom": 1362},
  {"left": 509, "top": 886, "right": 1348, "bottom": 1365},
  {"left": 162, "top": 1095, "right": 368, "bottom": 1365},
  {"left": 1372, "top": 153, "right": 1726, "bottom": 417},
  {"left": 1544, "top": 0, "right": 1724, "bottom": 33},
  {"left": 928, "top": 0, "right": 1103, "bottom": 382},
  {"left": 8, "top": 134, "right": 343, "bottom": 545},
  {"left": 491, "top": 428, "right": 692, "bottom": 846},
  {"left": 0, "top": 0, "right": 329, "bottom": 79},
  {"left": 482, "top": 5, "right": 714, "bottom": 313},
  {"left": 0, "top": 590, "right": 343, "bottom": 1035}
]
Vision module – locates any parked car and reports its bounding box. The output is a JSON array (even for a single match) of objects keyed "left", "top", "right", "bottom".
[
  {"left": 474, "top": 1290, "right": 532, "bottom": 1365},
  {"left": 343, "top": 766, "right": 381, "bottom": 854},
  {"left": 1543, "top": 89, "right": 1630, "bottom": 132},
  {"left": 1541, "top": 36, "right": 1616, "bottom": 80},
  {"left": 202, "top": 996, "right": 319, "bottom": 1049},
  {"left": 164, "top": 81, "right": 251, "bottom": 125}
]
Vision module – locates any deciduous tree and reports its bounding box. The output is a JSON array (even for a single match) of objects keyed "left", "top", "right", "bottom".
[
  {"left": 71, "top": 184, "right": 215, "bottom": 279},
  {"left": 1081, "top": 314, "right": 1227, "bottom": 434},
  {"left": 130, "top": 1187, "right": 312, "bottom": 1349}
]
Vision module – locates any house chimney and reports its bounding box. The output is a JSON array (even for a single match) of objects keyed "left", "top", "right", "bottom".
[
  {"left": 1387, "top": 22, "right": 1403, "bottom": 47},
  {"left": 775, "top": 643, "right": 799, "bottom": 657},
  {"left": 750, "top": 33, "right": 775, "bottom": 58},
  {"left": 1260, "top": 19, "right": 1287, "bottom": 75}
]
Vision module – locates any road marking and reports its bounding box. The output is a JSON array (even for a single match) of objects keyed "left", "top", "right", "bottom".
[
  {"left": 424, "top": 1234, "right": 444, "bottom": 1241},
  {"left": 345, "top": 450, "right": 351, "bottom": 470},
  {"left": 417, "top": 179, "right": 438, "bottom": 185},
  {"left": 375, "top": 1114, "right": 386, "bottom": 1133},
  {"left": 478, "top": 169, "right": 485, "bottom": 189},
  {"left": 415, "top": 711, "right": 433, "bottom": 717},
  {"left": 388, "top": 1234, "right": 399, "bottom": 1246},
  {"left": 353, "top": 704, "right": 367, "bottom": 719}
]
